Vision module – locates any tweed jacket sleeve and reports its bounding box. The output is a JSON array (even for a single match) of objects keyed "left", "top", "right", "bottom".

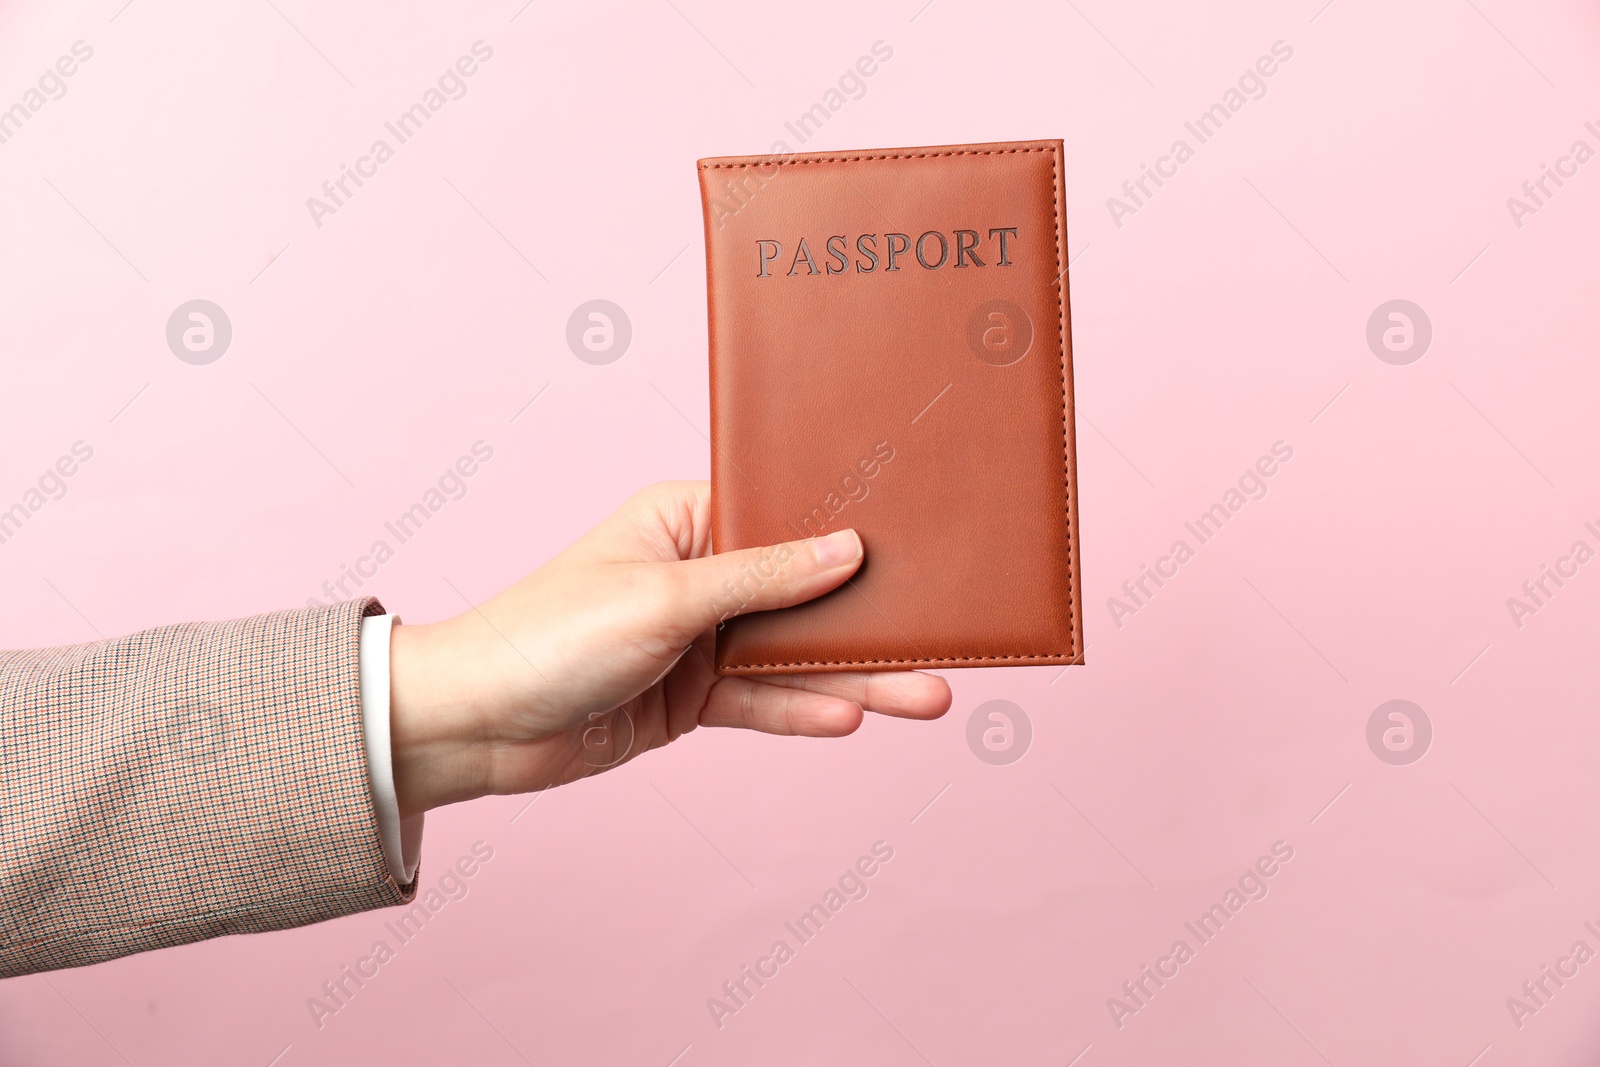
[{"left": 0, "top": 596, "right": 418, "bottom": 978}]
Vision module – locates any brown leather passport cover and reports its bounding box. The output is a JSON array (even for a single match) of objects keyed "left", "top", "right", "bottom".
[{"left": 698, "top": 139, "right": 1082, "bottom": 675}]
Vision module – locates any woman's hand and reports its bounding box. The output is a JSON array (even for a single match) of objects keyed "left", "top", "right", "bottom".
[{"left": 387, "top": 480, "right": 952, "bottom": 816}]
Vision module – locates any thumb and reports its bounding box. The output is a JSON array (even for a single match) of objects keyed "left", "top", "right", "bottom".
[{"left": 671, "top": 528, "right": 863, "bottom": 632}]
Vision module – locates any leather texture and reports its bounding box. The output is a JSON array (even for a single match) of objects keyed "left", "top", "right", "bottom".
[{"left": 698, "top": 139, "right": 1082, "bottom": 675}]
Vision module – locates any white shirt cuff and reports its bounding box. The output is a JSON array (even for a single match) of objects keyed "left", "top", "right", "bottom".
[{"left": 359, "top": 613, "right": 422, "bottom": 884}]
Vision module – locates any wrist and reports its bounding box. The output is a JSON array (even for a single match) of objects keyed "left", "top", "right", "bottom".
[{"left": 388, "top": 619, "right": 491, "bottom": 817}]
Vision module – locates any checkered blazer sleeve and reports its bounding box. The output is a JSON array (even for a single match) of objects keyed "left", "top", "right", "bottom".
[{"left": 0, "top": 596, "right": 418, "bottom": 977}]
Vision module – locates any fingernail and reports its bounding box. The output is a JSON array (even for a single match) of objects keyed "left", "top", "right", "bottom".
[{"left": 811, "top": 529, "right": 862, "bottom": 569}]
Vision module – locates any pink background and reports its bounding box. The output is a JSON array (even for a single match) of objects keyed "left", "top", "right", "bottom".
[{"left": 2, "top": 0, "right": 1599, "bottom": 1063}]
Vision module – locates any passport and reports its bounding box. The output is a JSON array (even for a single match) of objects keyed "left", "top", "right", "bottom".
[{"left": 697, "top": 139, "right": 1083, "bottom": 675}]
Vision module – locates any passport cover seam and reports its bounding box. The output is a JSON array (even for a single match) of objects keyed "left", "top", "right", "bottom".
[{"left": 699, "top": 147, "right": 1054, "bottom": 168}]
